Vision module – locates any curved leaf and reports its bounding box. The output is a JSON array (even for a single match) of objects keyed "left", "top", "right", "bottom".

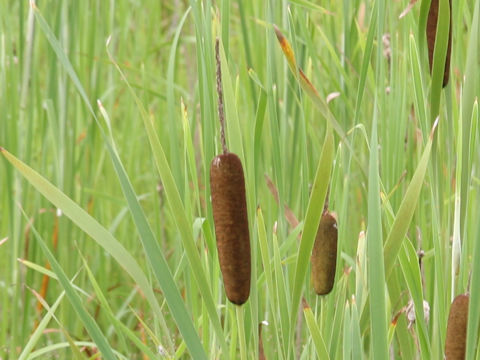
[{"left": 384, "top": 119, "right": 438, "bottom": 278}]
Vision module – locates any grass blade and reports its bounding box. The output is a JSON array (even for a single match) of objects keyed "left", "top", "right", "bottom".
[
  {"left": 398, "top": 241, "right": 431, "bottom": 358},
  {"left": 273, "top": 25, "right": 363, "bottom": 175},
  {"left": 466, "top": 103, "right": 480, "bottom": 360},
  {"left": 304, "top": 306, "right": 330, "bottom": 360},
  {"left": 429, "top": 0, "right": 451, "bottom": 121},
  {"left": 24, "top": 215, "right": 116, "bottom": 360},
  {"left": 81, "top": 256, "right": 158, "bottom": 359},
  {"left": 367, "top": 114, "right": 388, "bottom": 359},
  {"left": 104, "top": 54, "right": 227, "bottom": 357},
  {"left": 18, "top": 292, "right": 65, "bottom": 360},
  {"left": 290, "top": 125, "right": 334, "bottom": 336},
  {"left": 460, "top": 0, "right": 480, "bottom": 240},
  {"left": 384, "top": 120, "right": 438, "bottom": 278},
  {"left": 409, "top": 34, "right": 428, "bottom": 136},
  {"left": 0, "top": 148, "right": 204, "bottom": 357},
  {"left": 32, "top": 4, "right": 211, "bottom": 357}
]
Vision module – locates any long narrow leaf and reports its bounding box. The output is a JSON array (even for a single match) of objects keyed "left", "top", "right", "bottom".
[
  {"left": 105, "top": 47, "right": 227, "bottom": 358},
  {"left": 398, "top": 241, "right": 431, "bottom": 358},
  {"left": 32, "top": 4, "right": 210, "bottom": 357},
  {"left": 367, "top": 115, "right": 388, "bottom": 359},
  {"left": 384, "top": 119, "right": 438, "bottom": 278},
  {"left": 466, "top": 111, "right": 480, "bottom": 359},
  {"left": 0, "top": 148, "right": 205, "bottom": 357},
  {"left": 290, "top": 125, "right": 334, "bottom": 334},
  {"left": 429, "top": 0, "right": 450, "bottom": 121},
  {"left": 460, "top": 0, "right": 480, "bottom": 241},
  {"left": 304, "top": 306, "right": 330, "bottom": 359},
  {"left": 273, "top": 25, "right": 364, "bottom": 176},
  {"left": 18, "top": 292, "right": 65, "bottom": 360},
  {"left": 409, "top": 34, "right": 428, "bottom": 136},
  {"left": 24, "top": 215, "right": 116, "bottom": 360}
]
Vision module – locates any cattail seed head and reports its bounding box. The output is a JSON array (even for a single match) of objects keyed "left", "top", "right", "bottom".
[
  {"left": 445, "top": 293, "right": 469, "bottom": 359},
  {"left": 210, "top": 152, "right": 251, "bottom": 305},
  {"left": 311, "top": 211, "right": 338, "bottom": 295}
]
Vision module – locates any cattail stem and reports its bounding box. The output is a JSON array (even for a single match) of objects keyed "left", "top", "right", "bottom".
[
  {"left": 211, "top": 39, "right": 250, "bottom": 306},
  {"left": 258, "top": 322, "right": 266, "bottom": 360},
  {"left": 323, "top": 187, "right": 330, "bottom": 213},
  {"left": 215, "top": 38, "right": 228, "bottom": 154},
  {"left": 236, "top": 305, "right": 247, "bottom": 360}
]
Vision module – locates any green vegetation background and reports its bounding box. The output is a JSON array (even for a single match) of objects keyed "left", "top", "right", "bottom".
[{"left": 1, "top": 0, "right": 479, "bottom": 359}]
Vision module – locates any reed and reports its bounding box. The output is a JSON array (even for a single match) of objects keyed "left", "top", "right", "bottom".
[
  {"left": 426, "top": 0, "right": 452, "bottom": 87},
  {"left": 209, "top": 39, "right": 251, "bottom": 305}
]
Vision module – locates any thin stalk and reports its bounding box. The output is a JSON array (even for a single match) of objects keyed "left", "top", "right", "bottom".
[
  {"left": 19, "top": 1, "right": 35, "bottom": 156},
  {"left": 236, "top": 305, "right": 247, "bottom": 360},
  {"left": 215, "top": 38, "right": 228, "bottom": 154}
]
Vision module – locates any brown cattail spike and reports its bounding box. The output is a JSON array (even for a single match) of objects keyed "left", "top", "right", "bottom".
[
  {"left": 211, "top": 38, "right": 250, "bottom": 304},
  {"left": 311, "top": 211, "right": 338, "bottom": 295},
  {"left": 426, "top": 0, "right": 452, "bottom": 87},
  {"left": 445, "top": 293, "right": 469, "bottom": 359},
  {"left": 210, "top": 153, "right": 251, "bottom": 304}
]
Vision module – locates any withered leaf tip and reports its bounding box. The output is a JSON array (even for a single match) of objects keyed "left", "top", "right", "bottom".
[{"left": 273, "top": 24, "right": 284, "bottom": 42}]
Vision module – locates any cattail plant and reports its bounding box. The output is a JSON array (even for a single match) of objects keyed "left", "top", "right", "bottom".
[
  {"left": 445, "top": 293, "right": 469, "bottom": 359},
  {"left": 311, "top": 203, "right": 338, "bottom": 295},
  {"left": 426, "top": 0, "right": 452, "bottom": 87},
  {"left": 210, "top": 38, "right": 251, "bottom": 305}
]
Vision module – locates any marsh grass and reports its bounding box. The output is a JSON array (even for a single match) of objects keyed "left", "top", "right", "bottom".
[{"left": 1, "top": 0, "right": 480, "bottom": 359}]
